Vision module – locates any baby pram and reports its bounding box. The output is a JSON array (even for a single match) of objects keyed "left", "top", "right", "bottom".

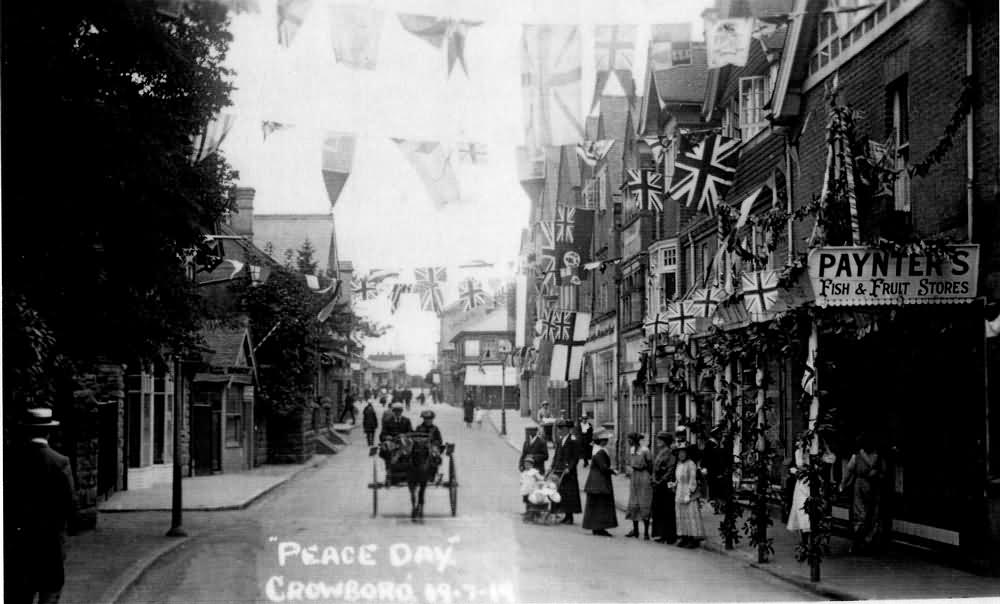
[{"left": 522, "top": 470, "right": 566, "bottom": 525}]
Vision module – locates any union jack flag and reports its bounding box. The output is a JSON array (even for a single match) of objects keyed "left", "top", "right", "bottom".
[
  {"left": 622, "top": 169, "right": 664, "bottom": 212},
  {"left": 541, "top": 309, "right": 574, "bottom": 343},
  {"left": 665, "top": 301, "right": 697, "bottom": 337},
  {"left": 668, "top": 134, "right": 740, "bottom": 216},
  {"left": 689, "top": 286, "right": 726, "bottom": 318},
  {"left": 534, "top": 221, "right": 557, "bottom": 289},
  {"left": 458, "top": 278, "right": 486, "bottom": 311},
  {"left": 414, "top": 266, "right": 446, "bottom": 314},
  {"left": 741, "top": 270, "right": 781, "bottom": 318},
  {"left": 554, "top": 206, "right": 576, "bottom": 243},
  {"left": 352, "top": 275, "right": 378, "bottom": 300}
]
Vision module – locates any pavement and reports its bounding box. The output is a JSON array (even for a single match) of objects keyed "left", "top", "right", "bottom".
[{"left": 486, "top": 409, "right": 1000, "bottom": 601}]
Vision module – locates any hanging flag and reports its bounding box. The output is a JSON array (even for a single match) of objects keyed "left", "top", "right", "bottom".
[
  {"left": 261, "top": 120, "right": 290, "bottom": 141},
  {"left": 317, "top": 282, "right": 344, "bottom": 322},
  {"left": 549, "top": 311, "right": 590, "bottom": 382},
  {"left": 277, "top": 0, "right": 312, "bottom": 48},
  {"left": 706, "top": 18, "right": 753, "bottom": 69},
  {"left": 689, "top": 286, "right": 726, "bottom": 318},
  {"left": 193, "top": 113, "right": 235, "bottom": 162},
  {"left": 741, "top": 270, "right": 781, "bottom": 317},
  {"left": 553, "top": 207, "right": 594, "bottom": 286},
  {"left": 457, "top": 142, "right": 488, "bottom": 165},
  {"left": 541, "top": 309, "right": 574, "bottom": 343},
  {"left": 622, "top": 169, "right": 665, "bottom": 212},
  {"left": 522, "top": 25, "right": 584, "bottom": 147},
  {"left": 665, "top": 301, "right": 697, "bottom": 337},
  {"left": 669, "top": 134, "right": 741, "bottom": 217},
  {"left": 328, "top": 3, "right": 382, "bottom": 70},
  {"left": 367, "top": 269, "right": 400, "bottom": 283},
  {"left": 458, "top": 278, "right": 486, "bottom": 311},
  {"left": 392, "top": 139, "right": 461, "bottom": 207},
  {"left": 553, "top": 206, "right": 578, "bottom": 243},
  {"left": 535, "top": 221, "right": 557, "bottom": 289},
  {"left": 459, "top": 259, "right": 493, "bottom": 269},
  {"left": 322, "top": 133, "right": 356, "bottom": 208},
  {"left": 352, "top": 275, "right": 378, "bottom": 301},
  {"left": 594, "top": 25, "right": 636, "bottom": 71},
  {"left": 398, "top": 14, "right": 482, "bottom": 76},
  {"left": 575, "top": 139, "right": 615, "bottom": 167},
  {"left": 414, "top": 267, "right": 446, "bottom": 314},
  {"left": 389, "top": 283, "right": 412, "bottom": 314},
  {"left": 643, "top": 312, "right": 670, "bottom": 338}
]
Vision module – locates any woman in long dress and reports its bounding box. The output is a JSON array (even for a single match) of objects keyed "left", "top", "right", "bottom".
[
  {"left": 625, "top": 432, "right": 653, "bottom": 539},
  {"left": 786, "top": 443, "right": 812, "bottom": 542},
  {"left": 840, "top": 436, "right": 885, "bottom": 553},
  {"left": 582, "top": 429, "right": 618, "bottom": 537},
  {"left": 650, "top": 431, "right": 677, "bottom": 543},
  {"left": 673, "top": 444, "right": 705, "bottom": 548}
]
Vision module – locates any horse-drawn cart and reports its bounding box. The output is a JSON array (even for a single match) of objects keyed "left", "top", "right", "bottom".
[{"left": 368, "top": 432, "right": 458, "bottom": 519}]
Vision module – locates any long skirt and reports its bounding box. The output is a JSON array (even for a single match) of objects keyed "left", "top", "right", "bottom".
[
  {"left": 650, "top": 484, "right": 676, "bottom": 540},
  {"left": 850, "top": 479, "right": 882, "bottom": 546},
  {"left": 787, "top": 476, "right": 811, "bottom": 532},
  {"left": 675, "top": 498, "right": 705, "bottom": 538},
  {"left": 556, "top": 469, "right": 582, "bottom": 514},
  {"left": 625, "top": 470, "right": 653, "bottom": 520},
  {"left": 463, "top": 404, "right": 474, "bottom": 424},
  {"left": 582, "top": 493, "right": 618, "bottom": 530}
]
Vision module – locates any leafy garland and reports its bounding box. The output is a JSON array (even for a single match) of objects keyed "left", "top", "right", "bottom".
[{"left": 907, "top": 75, "right": 976, "bottom": 178}]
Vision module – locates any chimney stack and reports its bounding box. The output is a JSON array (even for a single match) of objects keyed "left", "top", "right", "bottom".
[{"left": 231, "top": 187, "right": 255, "bottom": 237}]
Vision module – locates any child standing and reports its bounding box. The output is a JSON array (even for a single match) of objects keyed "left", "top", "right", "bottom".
[{"left": 474, "top": 405, "right": 485, "bottom": 429}]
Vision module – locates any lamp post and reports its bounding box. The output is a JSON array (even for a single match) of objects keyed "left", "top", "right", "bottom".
[
  {"left": 499, "top": 342, "right": 512, "bottom": 437},
  {"left": 166, "top": 356, "right": 186, "bottom": 537}
]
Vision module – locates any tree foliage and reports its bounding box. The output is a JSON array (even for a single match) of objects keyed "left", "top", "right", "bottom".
[{"left": 3, "top": 1, "right": 237, "bottom": 408}]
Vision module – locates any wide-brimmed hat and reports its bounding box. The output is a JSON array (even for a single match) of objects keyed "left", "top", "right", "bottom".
[
  {"left": 525, "top": 425, "right": 539, "bottom": 433},
  {"left": 419, "top": 410, "right": 435, "bottom": 419},
  {"left": 655, "top": 430, "right": 674, "bottom": 443},
  {"left": 541, "top": 401, "right": 549, "bottom": 406},
  {"left": 391, "top": 401, "right": 404, "bottom": 410},
  {"left": 21, "top": 407, "right": 60, "bottom": 428},
  {"left": 627, "top": 431, "right": 644, "bottom": 441},
  {"left": 672, "top": 442, "right": 693, "bottom": 454},
  {"left": 594, "top": 429, "right": 614, "bottom": 441}
]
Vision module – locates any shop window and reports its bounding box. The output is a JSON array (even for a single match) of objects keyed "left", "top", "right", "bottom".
[{"left": 464, "top": 339, "right": 480, "bottom": 358}]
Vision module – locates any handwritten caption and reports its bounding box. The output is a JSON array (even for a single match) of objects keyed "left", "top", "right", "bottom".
[{"left": 262, "top": 535, "right": 515, "bottom": 604}]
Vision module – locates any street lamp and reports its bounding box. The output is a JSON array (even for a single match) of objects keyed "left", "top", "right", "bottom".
[{"left": 499, "top": 342, "right": 512, "bottom": 437}]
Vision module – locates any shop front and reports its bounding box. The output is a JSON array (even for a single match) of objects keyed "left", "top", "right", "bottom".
[{"left": 807, "top": 245, "right": 990, "bottom": 558}]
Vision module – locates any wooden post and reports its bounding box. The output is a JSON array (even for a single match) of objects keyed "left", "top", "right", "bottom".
[{"left": 755, "top": 359, "right": 768, "bottom": 563}]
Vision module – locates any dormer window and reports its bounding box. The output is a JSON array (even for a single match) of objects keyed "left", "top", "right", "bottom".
[{"left": 739, "top": 76, "right": 768, "bottom": 141}]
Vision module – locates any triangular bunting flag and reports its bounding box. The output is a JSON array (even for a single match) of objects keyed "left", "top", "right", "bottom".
[
  {"left": 575, "top": 139, "right": 615, "bottom": 167},
  {"left": 392, "top": 139, "right": 461, "bottom": 207},
  {"left": 277, "top": 0, "right": 312, "bottom": 48},
  {"left": 322, "top": 133, "right": 356, "bottom": 208},
  {"left": 398, "top": 14, "right": 482, "bottom": 76},
  {"left": 329, "top": 3, "right": 382, "bottom": 70}
]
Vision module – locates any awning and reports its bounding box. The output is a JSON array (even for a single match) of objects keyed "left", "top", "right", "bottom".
[{"left": 464, "top": 365, "right": 518, "bottom": 387}]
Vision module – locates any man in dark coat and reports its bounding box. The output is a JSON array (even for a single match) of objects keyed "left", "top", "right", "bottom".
[
  {"left": 379, "top": 402, "right": 413, "bottom": 442},
  {"left": 462, "top": 391, "right": 475, "bottom": 428},
  {"left": 519, "top": 425, "right": 549, "bottom": 473},
  {"left": 576, "top": 413, "right": 594, "bottom": 467},
  {"left": 362, "top": 399, "right": 379, "bottom": 446},
  {"left": 337, "top": 388, "right": 357, "bottom": 424},
  {"left": 552, "top": 420, "right": 582, "bottom": 524},
  {"left": 403, "top": 389, "right": 413, "bottom": 411},
  {"left": 10, "top": 408, "right": 76, "bottom": 604},
  {"left": 582, "top": 429, "right": 618, "bottom": 536}
]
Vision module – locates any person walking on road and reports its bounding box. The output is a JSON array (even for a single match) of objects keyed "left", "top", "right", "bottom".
[
  {"left": 362, "top": 399, "right": 378, "bottom": 446},
  {"left": 625, "top": 432, "right": 653, "bottom": 540},
  {"left": 337, "top": 389, "right": 357, "bottom": 424},
  {"left": 582, "top": 429, "right": 618, "bottom": 537},
  {"left": 840, "top": 435, "right": 886, "bottom": 554},
  {"left": 10, "top": 407, "right": 76, "bottom": 604},
  {"left": 519, "top": 425, "right": 549, "bottom": 474},
  {"left": 650, "top": 431, "right": 678, "bottom": 544},
  {"left": 673, "top": 443, "right": 705, "bottom": 548},
  {"left": 552, "top": 420, "right": 582, "bottom": 525},
  {"left": 462, "top": 391, "right": 475, "bottom": 428},
  {"left": 403, "top": 389, "right": 412, "bottom": 411}
]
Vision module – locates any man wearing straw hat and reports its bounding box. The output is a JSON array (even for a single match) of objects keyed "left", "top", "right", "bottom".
[{"left": 9, "top": 407, "right": 76, "bottom": 604}]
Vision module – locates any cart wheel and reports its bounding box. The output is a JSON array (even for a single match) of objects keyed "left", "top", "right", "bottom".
[
  {"left": 449, "top": 482, "right": 458, "bottom": 517},
  {"left": 372, "top": 485, "right": 378, "bottom": 518}
]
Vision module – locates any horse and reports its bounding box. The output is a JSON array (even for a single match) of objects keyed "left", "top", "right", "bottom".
[{"left": 398, "top": 434, "right": 440, "bottom": 520}]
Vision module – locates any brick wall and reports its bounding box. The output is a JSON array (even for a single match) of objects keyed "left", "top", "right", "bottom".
[{"left": 267, "top": 408, "right": 314, "bottom": 464}]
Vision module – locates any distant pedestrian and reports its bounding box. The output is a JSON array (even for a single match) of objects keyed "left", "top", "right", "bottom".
[
  {"left": 337, "top": 389, "right": 357, "bottom": 424},
  {"left": 379, "top": 392, "right": 387, "bottom": 407},
  {"left": 362, "top": 399, "right": 378, "bottom": 446},
  {"left": 576, "top": 413, "right": 593, "bottom": 467},
  {"left": 582, "top": 429, "right": 617, "bottom": 537},
  {"left": 403, "top": 389, "right": 412, "bottom": 411},
  {"left": 10, "top": 407, "right": 76, "bottom": 604},
  {"left": 840, "top": 435, "right": 886, "bottom": 554},
  {"left": 462, "top": 392, "right": 475, "bottom": 428},
  {"left": 650, "top": 431, "right": 678, "bottom": 544},
  {"left": 552, "top": 420, "right": 582, "bottom": 525},
  {"left": 624, "top": 432, "right": 653, "bottom": 540},
  {"left": 673, "top": 443, "right": 705, "bottom": 548},
  {"left": 417, "top": 391, "right": 425, "bottom": 406}
]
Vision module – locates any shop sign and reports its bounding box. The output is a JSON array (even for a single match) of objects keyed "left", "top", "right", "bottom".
[{"left": 808, "top": 245, "right": 979, "bottom": 306}]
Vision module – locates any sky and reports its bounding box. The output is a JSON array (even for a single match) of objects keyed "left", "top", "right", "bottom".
[{"left": 219, "top": 0, "right": 712, "bottom": 375}]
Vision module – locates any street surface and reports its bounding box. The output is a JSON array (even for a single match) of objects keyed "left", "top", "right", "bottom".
[{"left": 119, "top": 403, "right": 816, "bottom": 603}]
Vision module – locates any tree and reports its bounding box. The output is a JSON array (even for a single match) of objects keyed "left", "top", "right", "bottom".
[
  {"left": 296, "top": 239, "right": 319, "bottom": 275},
  {"left": 3, "top": 1, "right": 236, "bottom": 410}
]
